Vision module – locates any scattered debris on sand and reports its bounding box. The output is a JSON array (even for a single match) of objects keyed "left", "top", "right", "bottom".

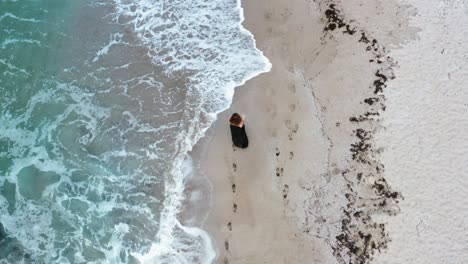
[{"left": 320, "top": 2, "right": 403, "bottom": 263}]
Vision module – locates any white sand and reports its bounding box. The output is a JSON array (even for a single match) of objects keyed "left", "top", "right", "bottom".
[
  {"left": 374, "top": 1, "right": 468, "bottom": 263},
  {"left": 186, "top": 0, "right": 467, "bottom": 263}
]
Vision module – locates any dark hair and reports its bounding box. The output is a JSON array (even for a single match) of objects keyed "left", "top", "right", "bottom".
[{"left": 229, "top": 113, "right": 242, "bottom": 126}]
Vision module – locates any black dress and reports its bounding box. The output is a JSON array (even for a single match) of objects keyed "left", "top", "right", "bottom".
[{"left": 230, "top": 124, "right": 249, "bottom": 149}]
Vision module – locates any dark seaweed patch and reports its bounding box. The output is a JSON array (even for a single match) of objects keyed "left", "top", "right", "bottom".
[
  {"left": 319, "top": 2, "right": 401, "bottom": 263},
  {"left": 349, "top": 112, "right": 380, "bottom": 123},
  {"left": 363, "top": 98, "right": 379, "bottom": 105},
  {"left": 324, "top": 4, "right": 356, "bottom": 35},
  {"left": 373, "top": 70, "right": 390, "bottom": 94},
  {"left": 359, "top": 32, "right": 370, "bottom": 43}
]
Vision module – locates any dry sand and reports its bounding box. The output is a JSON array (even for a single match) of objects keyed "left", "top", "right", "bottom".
[
  {"left": 187, "top": 0, "right": 424, "bottom": 263},
  {"left": 372, "top": 1, "right": 468, "bottom": 263}
]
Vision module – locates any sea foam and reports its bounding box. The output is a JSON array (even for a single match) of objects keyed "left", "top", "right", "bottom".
[
  {"left": 110, "top": 0, "right": 271, "bottom": 262},
  {"left": 0, "top": 0, "right": 270, "bottom": 262}
]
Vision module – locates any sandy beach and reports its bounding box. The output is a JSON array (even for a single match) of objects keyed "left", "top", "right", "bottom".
[
  {"left": 185, "top": 0, "right": 467, "bottom": 263},
  {"left": 0, "top": 0, "right": 463, "bottom": 262}
]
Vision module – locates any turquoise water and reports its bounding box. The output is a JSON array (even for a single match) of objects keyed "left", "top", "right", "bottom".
[
  {"left": 0, "top": 0, "right": 270, "bottom": 263},
  {"left": 0, "top": 1, "right": 165, "bottom": 262}
]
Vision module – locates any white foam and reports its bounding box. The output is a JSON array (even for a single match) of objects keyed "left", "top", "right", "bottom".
[
  {"left": 0, "top": 0, "right": 270, "bottom": 261},
  {"left": 103, "top": 223, "right": 131, "bottom": 262},
  {"left": 0, "top": 12, "right": 42, "bottom": 23},
  {"left": 92, "top": 33, "right": 124, "bottom": 63},
  {"left": 110, "top": 0, "right": 270, "bottom": 262},
  {"left": 0, "top": 58, "right": 30, "bottom": 76},
  {"left": 0, "top": 81, "right": 119, "bottom": 261},
  {"left": 0, "top": 38, "right": 42, "bottom": 49}
]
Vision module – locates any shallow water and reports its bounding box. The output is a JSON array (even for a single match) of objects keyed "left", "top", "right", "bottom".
[{"left": 0, "top": 0, "right": 270, "bottom": 263}]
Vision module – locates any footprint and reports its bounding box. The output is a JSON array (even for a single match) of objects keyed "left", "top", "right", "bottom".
[
  {"left": 275, "top": 147, "right": 280, "bottom": 157},
  {"left": 266, "top": 104, "right": 277, "bottom": 117},
  {"left": 223, "top": 257, "right": 229, "bottom": 264},
  {"left": 232, "top": 163, "right": 237, "bottom": 172},
  {"left": 227, "top": 222, "right": 232, "bottom": 231},
  {"left": 288, "top": 124, "right": 300, "bottom": 140},
  {"left": 233, "top": 203, "right": 237, "bottom": 213},
  {"left": 271, "top": 130, "right": 278, "bottom": 138},
  {"left": 292, "top": 123, "right": 299, "bottom": 133},
  {"left": 331, "top": 167, "right": 341, "bottom": 175},
  {"left": 276, "top": 167, "right": 284, "bottom": 177},
  {"left": 225, "top": 240, "right": 229, "bottom": 251},
  {"left": 288, "top": 104, "right": 296, "bottom": 112},
  {"left": 283, "top": 184, "right": 289, "bottom": 199},
  {"left": 285, "top": 121, "right": 299, "bottom": 140},
  {"left": 289, "top": 151, "right": 294, "bottom": 160},
  {"left": 232, "top": 144, "right": 237, "bottom": 151},
  {"left": 232, "top": 184, "right": 236, "bottom": 193},
  {"left": 288, "top": 84, "right": 296, "bottom": 93}
]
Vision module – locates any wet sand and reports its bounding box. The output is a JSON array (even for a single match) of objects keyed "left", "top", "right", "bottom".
[{"left": 190, "top": 0, "right": 420, "bottom": 263}]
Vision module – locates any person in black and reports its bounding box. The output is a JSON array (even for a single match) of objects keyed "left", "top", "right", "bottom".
[{"left": 229, "top": 113, "right": 248, "bottom": 149}]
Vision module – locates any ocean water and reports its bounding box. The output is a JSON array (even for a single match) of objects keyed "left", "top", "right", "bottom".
[{"left": 0, "top": 0, "right": 270, "bottom": 263}]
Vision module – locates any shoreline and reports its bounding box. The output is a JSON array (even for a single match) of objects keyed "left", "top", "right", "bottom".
[
  {"left": 145, "top": 0, "right": 272, "bottom": 261},
  {"left": 188, "top": 0, "right": 421, "bottom": 263}
]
